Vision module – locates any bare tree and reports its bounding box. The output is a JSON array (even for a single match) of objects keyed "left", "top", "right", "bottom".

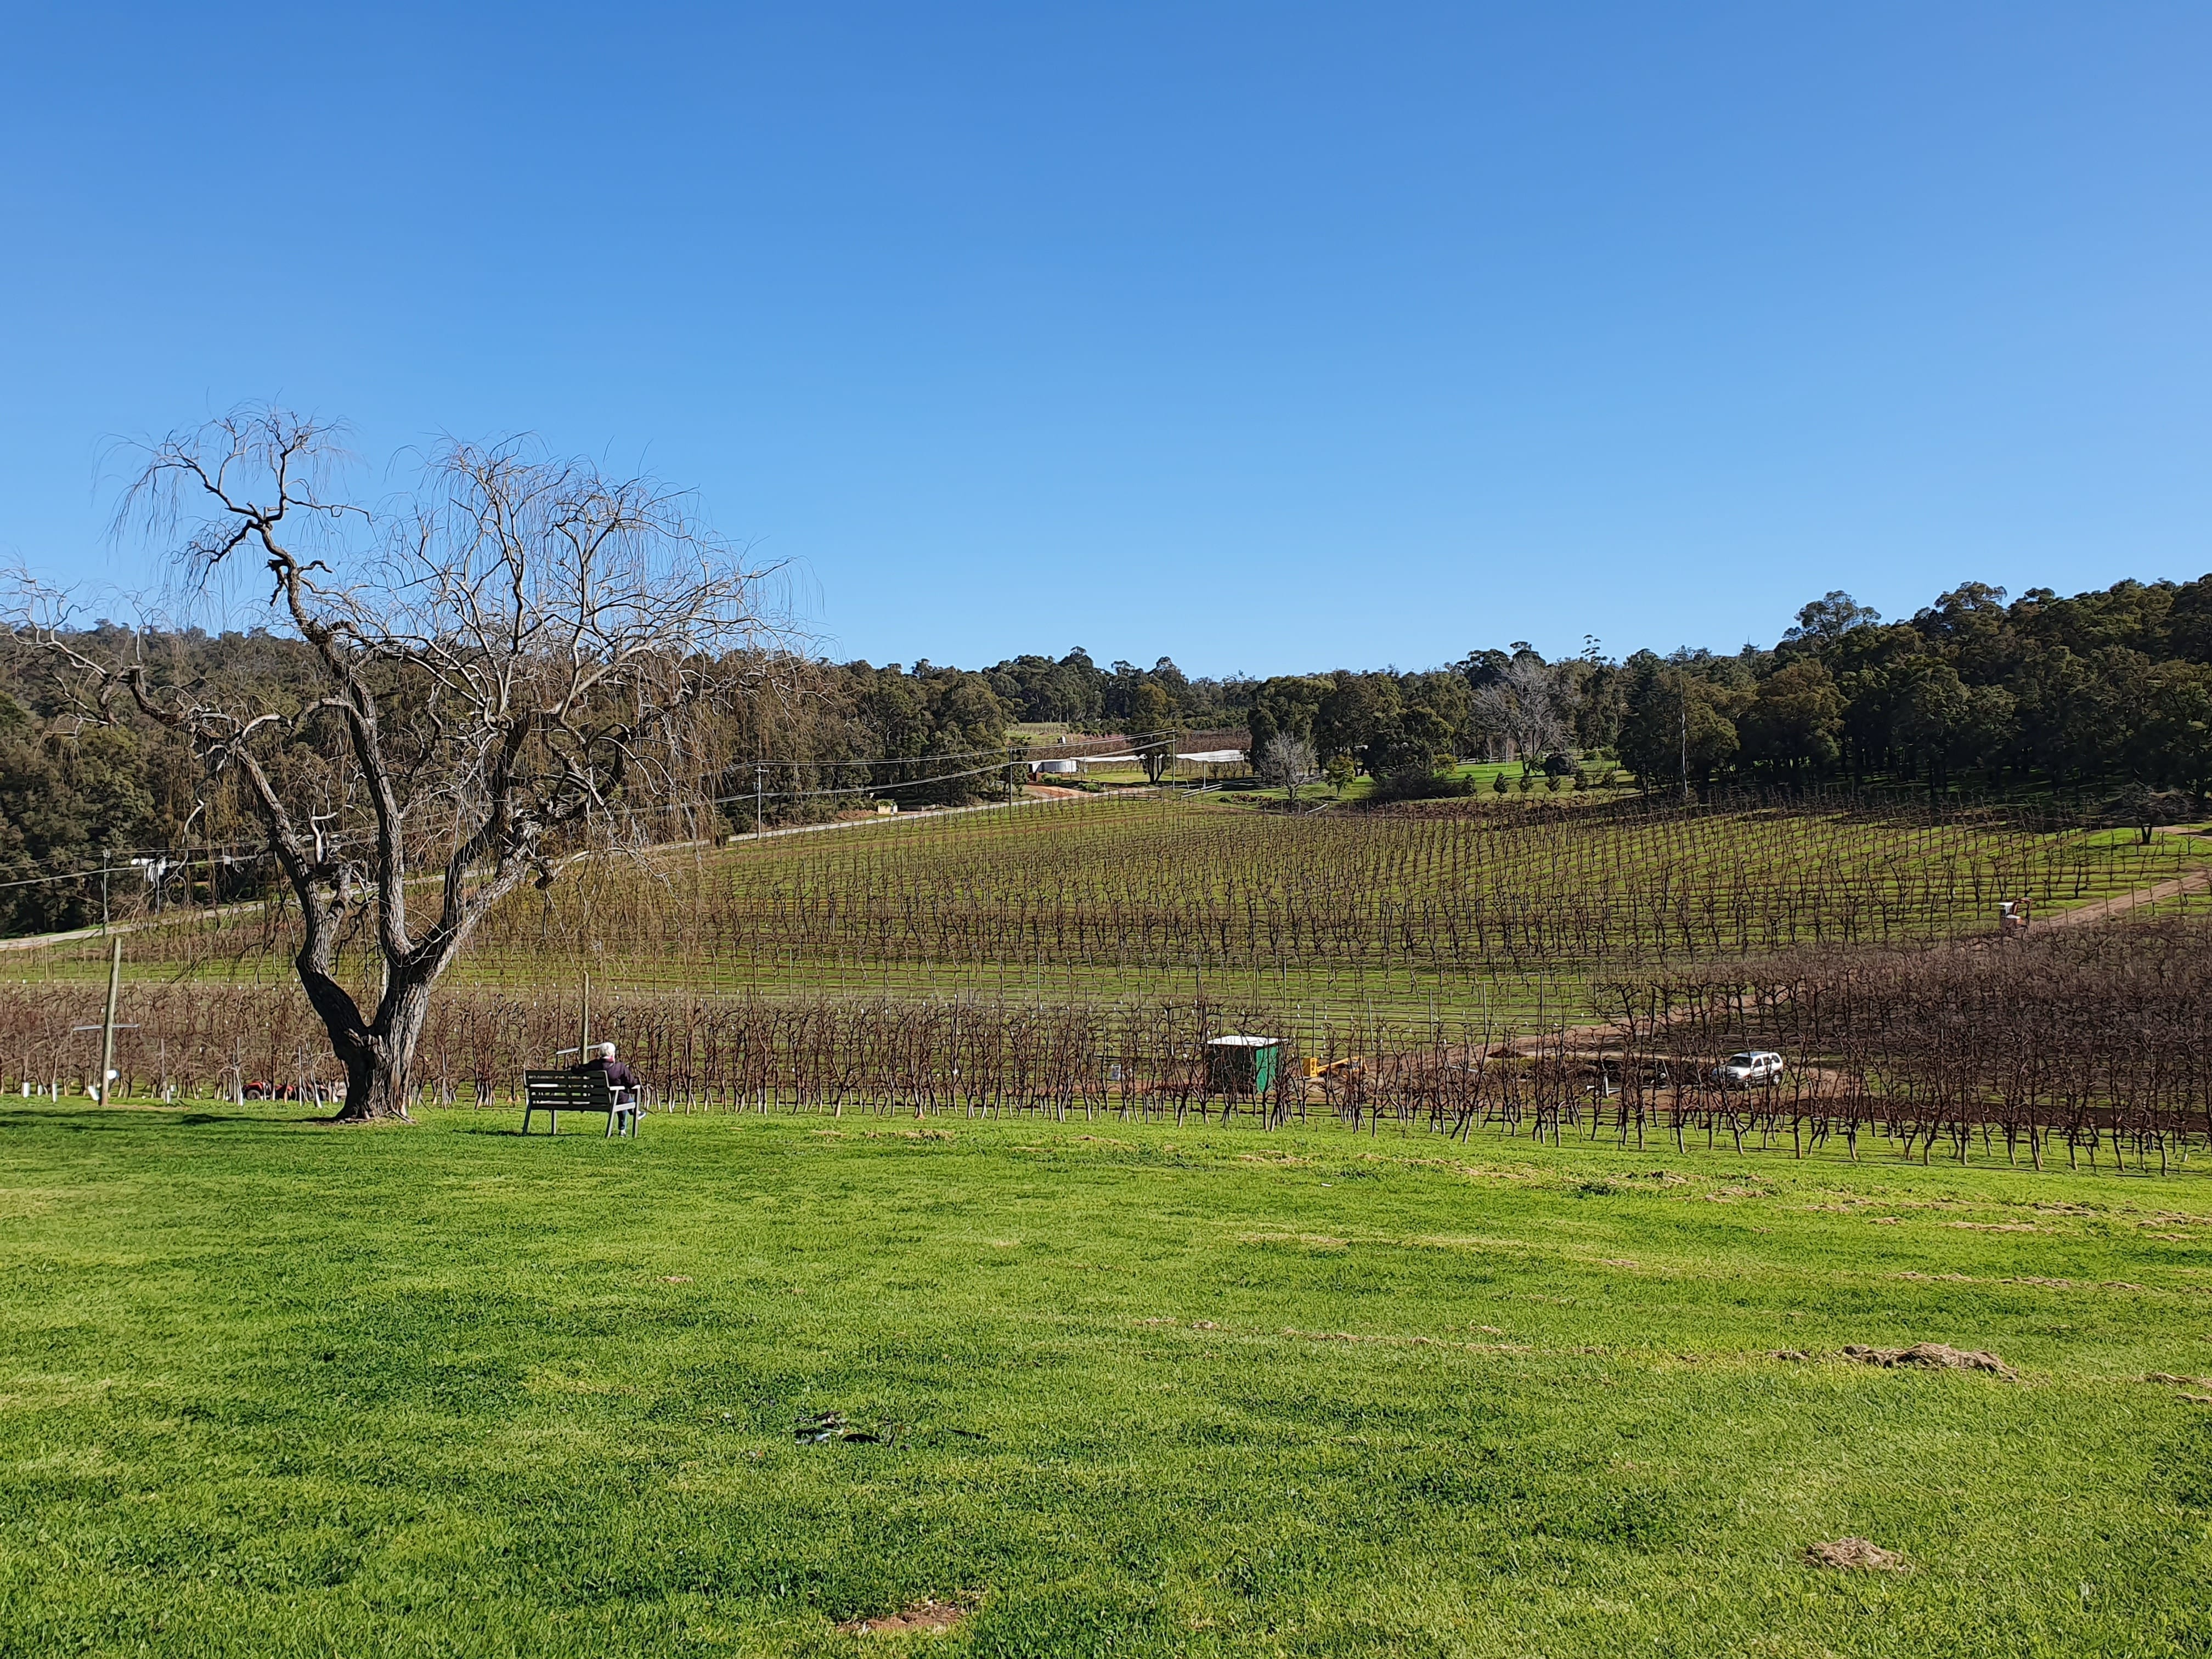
[
  {"left": 1256, "top": 733, "right": 1318, "bottom": 804},
  {"left": 1472, "top": 654, "right": 1575, "bottom": 770},
  {"left": 18, "top": 408, "right": 786, "bottom": 1120}
]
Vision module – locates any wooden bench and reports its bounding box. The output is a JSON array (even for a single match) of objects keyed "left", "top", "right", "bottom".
[{"left": 522, "top": 1070, "right": 640, "bottom": 1138}]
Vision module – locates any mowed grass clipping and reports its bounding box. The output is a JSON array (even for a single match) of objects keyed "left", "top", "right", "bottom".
[{"left": 2, "top": 1105, "right": 2209, "bottom": 1657}]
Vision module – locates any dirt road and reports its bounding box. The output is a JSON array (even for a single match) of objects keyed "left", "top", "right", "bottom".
[{"left": 2030, "top": 864, "right": 2211, "bottom": 930}]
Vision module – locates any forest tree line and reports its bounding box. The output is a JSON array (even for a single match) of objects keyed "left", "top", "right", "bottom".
[
  {"left": 1231, "top": 578, "right": 2212, "bottom": 806},
  {"left": 988, "top": 577, "right": 2212, "bottom": 808},
  {"left": 0, "top": 633, "right": 1014, "bottom": 934}
]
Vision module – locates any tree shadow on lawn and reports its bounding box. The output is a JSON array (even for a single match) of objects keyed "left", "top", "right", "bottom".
[{"left": 0, "top": 1107, "right": 317, "bottom": 1133}]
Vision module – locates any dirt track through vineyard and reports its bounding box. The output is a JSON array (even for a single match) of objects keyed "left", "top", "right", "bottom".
[{"left": 2032, "top": 862, "right": 2212, "bottom": 928}]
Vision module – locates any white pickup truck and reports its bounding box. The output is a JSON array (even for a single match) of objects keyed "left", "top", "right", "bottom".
[{"left": 1713, "top": 1050, "right": 1784, "bottom": 1086}]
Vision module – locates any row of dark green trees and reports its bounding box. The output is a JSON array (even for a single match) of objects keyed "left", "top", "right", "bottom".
[{"left": 1233, "top": 577, "right": 2212, "bottom": 803}]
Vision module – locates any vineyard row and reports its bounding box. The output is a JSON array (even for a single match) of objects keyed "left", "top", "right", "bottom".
[{"left": 7, "top": 921, "right": 2206, "bottom": 1173}]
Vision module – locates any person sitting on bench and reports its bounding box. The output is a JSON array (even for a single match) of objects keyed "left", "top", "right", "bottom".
[{"left": 571, "top": 1042, "right": 642, "bottom": 1103}]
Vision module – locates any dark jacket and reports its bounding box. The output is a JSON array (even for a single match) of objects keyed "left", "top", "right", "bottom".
[{"left": 572, "top": 1056, "right": 641, "bottom": 1093}]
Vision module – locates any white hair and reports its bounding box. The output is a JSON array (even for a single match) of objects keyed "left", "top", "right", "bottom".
[{"left": 598, "top": 1042, "right": 617, "bottom": 1059}]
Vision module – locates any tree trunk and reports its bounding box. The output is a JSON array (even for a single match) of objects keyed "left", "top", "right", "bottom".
[
  {"left": 327, "top": 968, "right": 439, "bottom": 1123},
  {"left": 338, "top": 1045, "right": 409, "bottom": 1122}
]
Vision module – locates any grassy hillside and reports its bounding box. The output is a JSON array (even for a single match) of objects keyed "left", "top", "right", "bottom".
[{"left": 2, "top": 1103, "right": 2207, "bottom": 1656}]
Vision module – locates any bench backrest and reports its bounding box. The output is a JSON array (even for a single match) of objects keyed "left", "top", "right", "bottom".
[{"left": 525, "top": 1069, "right": 611, "bottom": 1109}]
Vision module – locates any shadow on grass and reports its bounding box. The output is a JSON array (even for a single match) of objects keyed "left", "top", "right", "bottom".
[
  {"left": 0, "top": 1106, "right": 322, "bottom": 1132},
  {"left": 450, "top": 1118, "right": 629, "bottom": 1139}
]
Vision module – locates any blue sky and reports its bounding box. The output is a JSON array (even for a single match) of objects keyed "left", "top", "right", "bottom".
[{"left": 3, "top": 3, "right": 2208, "bottom": 676}]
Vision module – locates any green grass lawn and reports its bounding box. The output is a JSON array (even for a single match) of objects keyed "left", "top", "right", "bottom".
[{"left": 3, "top": 1104, "right": 2209, "bottom": 1657}]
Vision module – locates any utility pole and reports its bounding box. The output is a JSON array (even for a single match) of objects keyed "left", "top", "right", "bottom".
[
  {"left": 755, "top": 763, "right": 766, "bottom": 838},
  {"left": 99, "top": 936, "right": 121, "bottom": 1105},
  {"left": 580, "top": 970, "right": 591, "bottom": 1059}
]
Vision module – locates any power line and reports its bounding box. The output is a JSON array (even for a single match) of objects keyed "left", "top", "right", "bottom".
[
  {"left": 0, "top": 765, "right": 1015, "bottom": 883},
  {"left": 730, "top": 735, "right": 1173, "bottom": 766},
  {"left": 0, "top": 733, "right": 1201, "bottom": 880},
  {"left": 0, "top": 862, "right": 147, "bottom": 894}
]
